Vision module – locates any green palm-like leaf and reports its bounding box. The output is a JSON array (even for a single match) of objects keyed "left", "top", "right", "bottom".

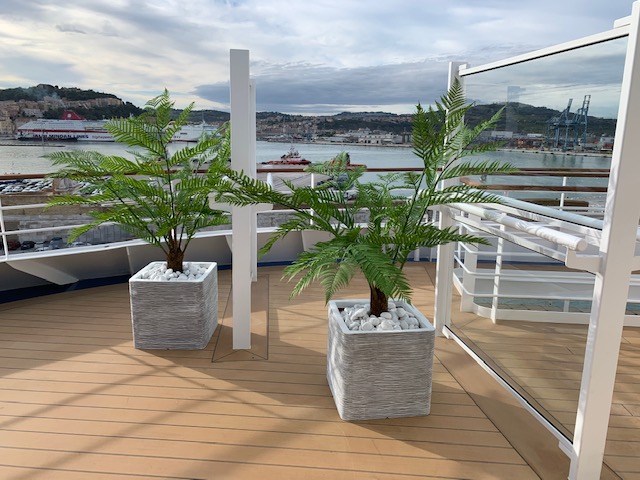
[
  {"left": 217, "top": 79, "right": 515, "bottom": 313},
  {"left": 45, "top": 90, "right": 230, "bottom": 272}
]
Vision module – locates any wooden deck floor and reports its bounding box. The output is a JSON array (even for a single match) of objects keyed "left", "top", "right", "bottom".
[{"left": 0, "top": 263, "right": 576, "bottom": 479}]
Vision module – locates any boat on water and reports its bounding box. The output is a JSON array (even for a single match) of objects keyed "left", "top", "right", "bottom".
[
  {"left": 16, "top": 111, "right": 218, "bottom": 143},
  {"left": 16, "top": 111, "right": 108, "bottom": 142},
  {"left": 171, "top": 122, "right": 218, "bottom": 142},
  {"left": 261, "top": 145, "right": 311, "bottom": 165}
]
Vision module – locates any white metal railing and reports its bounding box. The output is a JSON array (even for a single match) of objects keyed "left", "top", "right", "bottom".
[
  {"left": 446, "top": 195, "right": 640, "bottom": 325},
  {"left": 0, "top": 168, "right": 615, "bottom": 262}
]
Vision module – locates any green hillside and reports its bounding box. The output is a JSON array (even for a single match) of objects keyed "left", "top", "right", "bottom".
[
  {"left": 0, "top": 84, "right": 118, "bottom": 102},
  {"left": 0, "top": 84, "right": 618, "bottom": 138}
]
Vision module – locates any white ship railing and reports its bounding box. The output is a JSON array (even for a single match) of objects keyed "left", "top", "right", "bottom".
[
  {"left": 0, "top": 168, "right": 601, "bottom": 262},
  {"left": 445, "top": 196, "right": 640, "bottom": 326}
]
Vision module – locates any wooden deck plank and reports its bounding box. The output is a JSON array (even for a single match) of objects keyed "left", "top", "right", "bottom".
[
  {"left": 0, "top": 432, "right": 542, "bottom": 479},
  {"left": 0, "top": 447, "right": 538, "bottom": 480}
]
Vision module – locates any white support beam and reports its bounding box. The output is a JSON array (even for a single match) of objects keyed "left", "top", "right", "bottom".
[
  {"left": 230, "top": 49, "right": 253, "bottom": 350},
  {"left": 570, "top": 2, "right": 640, "bottom": 478},
  {"left": 249, "top": 79, "right": 259, "bottom": 282},
  {"left": 7, "top": 259, "right": 79, "bottom": 285},
  {"left": 434, "top": 61, "right": 467, "bottom": 335}
]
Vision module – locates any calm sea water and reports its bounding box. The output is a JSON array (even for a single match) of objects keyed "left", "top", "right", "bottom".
[
  {"left": 0, "top": 140, "right": 418, "bottom": 174},
  {"left": 0, "top": 140, "right": 612, "bottom": 172},
  {"left": 0, "top": 139, "right": 612, "bottom": 193}
]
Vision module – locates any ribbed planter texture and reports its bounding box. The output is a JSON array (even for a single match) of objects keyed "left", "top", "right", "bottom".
[
  {"left": 327, "top": 299, "right": 435, "bottom": 421},
  {"left": 129, "top": 262, "right": 218, "bottom": 350}
]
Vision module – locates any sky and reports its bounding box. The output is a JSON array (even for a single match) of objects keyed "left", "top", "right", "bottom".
[{"left": 0, "top": 0, "right": 635, "bottom": 115}]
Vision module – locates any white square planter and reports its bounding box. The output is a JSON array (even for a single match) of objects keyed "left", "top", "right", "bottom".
[
  {"left": 327, "top": 299, "right": 435, "bottom": 421},
  {"left": 129, "top": 262, "right": 218, "bottom": 350}
]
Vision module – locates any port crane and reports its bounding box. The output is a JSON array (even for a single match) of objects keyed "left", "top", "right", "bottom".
[{"left": 545, "top": 95, "right": 590, "bottom": 150}]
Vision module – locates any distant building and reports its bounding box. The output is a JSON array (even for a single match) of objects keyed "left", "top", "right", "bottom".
[
  {"left": 21, "top": 108, "right": 43, "bottom": 118},
  {"left": 358, "top": 131, "right": 398, "bottom": 145},
  {"left": 0, "top": 118, "right": 14, "bottom": 135},
  {"left": 488, "top": 130, "right": 514, "bottom": 139},
  {"left": 597, "top": 135, "right": 615, "bottom": 152}
]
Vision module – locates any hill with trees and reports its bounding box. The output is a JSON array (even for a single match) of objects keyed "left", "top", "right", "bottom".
[
  {"left": 0, "top": 84, "right": 119, "bottom": 102},
  {"left": 0, "top": 85, "right": 618, "bottom": 139}
]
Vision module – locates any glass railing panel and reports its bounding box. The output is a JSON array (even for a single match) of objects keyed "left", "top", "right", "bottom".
[{"left": 448, "top": 33, "right": 630, "bottom": 445}]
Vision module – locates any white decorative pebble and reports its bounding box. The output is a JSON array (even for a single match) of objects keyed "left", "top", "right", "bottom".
[
  {"left": 138, "top": 262, "right": 210, "bottom": 282},
  {"left": 351, "top": 307, "right": 368, "bottom": 319},
  {"left": 361, "top": 321, "right": 374, "bottom": 331},
  {"left": 336, "top": 302, "right": 425, "bottom": 332},
  {"left": 379, "top": 319, "right": 395, "bottom": 330}
]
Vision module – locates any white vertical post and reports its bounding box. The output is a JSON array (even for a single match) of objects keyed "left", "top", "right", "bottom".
[
  {"left": 0, "top": 197, "right": 8, "bottom": 259},
  {"left": 434, "top": 61, "right": 467, "bottom": 334},
  {"left": 570, "top": 3, "right": 640, "bottom": 478},
  {"left": 230, "top": 49, "right": 252, "bottom": 349},
  {"left": 249, "top": 79, "right": 259, "bottom": 282},
  {"left": 460, "top": 213, "right": 480, "bottom": 312},
  {"left": 560, "top": 176, "right": 568, "bottom": 208},
  {"left": 490, "top": 226, "right": 506, "bottom": 323}
]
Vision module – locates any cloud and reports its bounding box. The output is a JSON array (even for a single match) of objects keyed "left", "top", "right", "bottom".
[
  {"left": 55, "top": 24, "right": 87, "bottom": 34},
  {"left": 196, "top": 59, "right": 450, "bottom": 114},
  {"left": 0, "top": 0, "right": 635, "bottom": 114}
]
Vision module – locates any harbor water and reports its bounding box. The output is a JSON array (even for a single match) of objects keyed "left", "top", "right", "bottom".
[
  {"left": 0, "top": 139, "right": 612, "bottom": 173},
  {"left": 0, "top": 140, "right": 612, "bottom": 200}
]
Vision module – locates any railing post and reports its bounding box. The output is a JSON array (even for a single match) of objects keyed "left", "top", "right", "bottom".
[
  {"left": 560, "top": 176, "right": 568, "bottom": 208},
  {"left": 434, "top": 61, "right": 467, "bottom": 335},
  {"left": 230, "top": 49, "right": 253, "bottom": 350},
  {"left": 490, "top": 225, "right": 506, "bottom": 323},
  {"left": 571, "top": 2, "right": 640, "bottom": 477},
  {"left": 0, "top": 197, "right": 7, "bottom": 259},
  {"left": 459, "top": 213, "right": 480, "bottom": 312},
  {"left": 250, "top": 78, "right": 258, "bottom": 283}
]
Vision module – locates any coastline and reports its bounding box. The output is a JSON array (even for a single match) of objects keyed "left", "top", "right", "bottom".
[{"left": 500, "top": 147, "right": 612, "bottom": 159}]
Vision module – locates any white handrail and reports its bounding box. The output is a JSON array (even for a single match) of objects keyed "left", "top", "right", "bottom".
[{"left": 450, "top": 203, "right": 589, "bottom": 252}]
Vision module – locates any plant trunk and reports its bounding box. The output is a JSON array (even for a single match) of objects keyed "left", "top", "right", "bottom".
[
  {"left": 167, "top": 249, "right": 185, "bottom": 273},
  {"left": 370, "top": 285, "right": 388, "bottom": 317}
]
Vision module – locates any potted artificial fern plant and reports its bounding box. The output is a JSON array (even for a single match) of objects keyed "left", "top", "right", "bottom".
[
  {"left": 46, "top": 90, "right": 231, "bottom": 350},
  {"left": 219, "top": 81, "right": 513, "bottom": 420}
]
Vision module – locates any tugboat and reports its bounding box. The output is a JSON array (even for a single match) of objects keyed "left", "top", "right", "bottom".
[{"left": 262, "top": 145, "right": 311, "bottom": 165}]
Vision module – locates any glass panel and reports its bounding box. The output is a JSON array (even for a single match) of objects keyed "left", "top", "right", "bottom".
[{"left": 448, "top": 35, "right": 628, "bottom": 444}]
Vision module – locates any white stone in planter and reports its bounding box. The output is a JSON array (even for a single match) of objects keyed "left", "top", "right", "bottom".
[
  {"left": 327, "top": 299, "right": 435, "bottom": 421},
  {"left": 129, "top": 261, "right": 218, "bottom": 350}
]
